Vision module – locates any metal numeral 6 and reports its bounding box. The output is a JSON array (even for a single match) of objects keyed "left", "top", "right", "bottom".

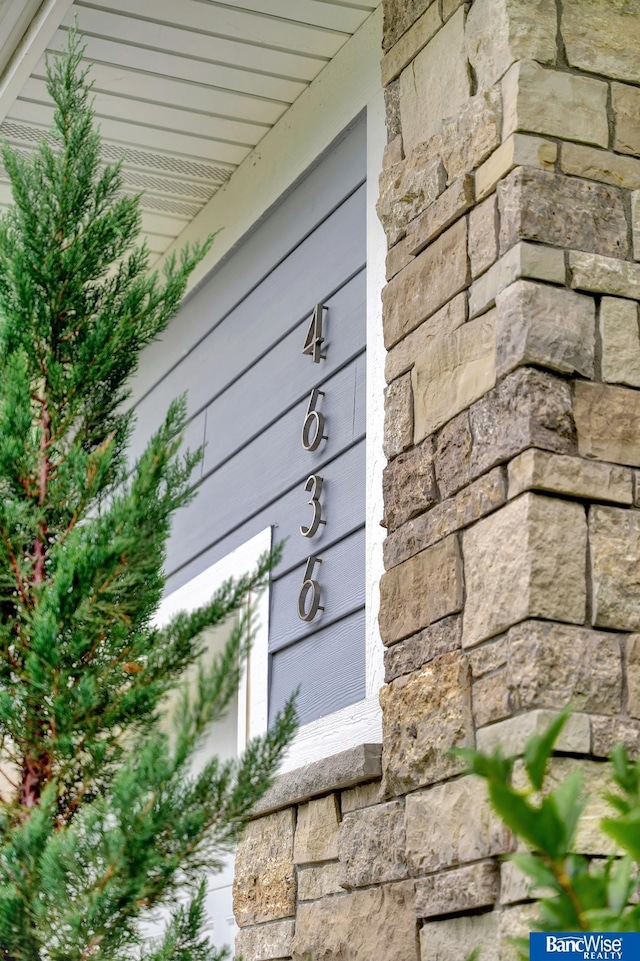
[
  {"left": 300, "top": 474, "right": 325, "bottom": 538},
  {"left": 301, "top": 388, "right": 327, "bottom": 451},
  {"left": 297, "top": 555, "right": 324, "bottom": 622}
]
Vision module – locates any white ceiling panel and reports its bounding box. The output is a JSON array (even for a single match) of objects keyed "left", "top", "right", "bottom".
[
  {"left": 81, "top": 0, "right": 351, "bottom": 59},
  {"left": 218, "top": 0, "right": 377, "bottom": 33},
  {"left": 64, "top": 7, "right": 328, "bottom": 82},
  {"left": 32, "top": 59, "right": 289, "bottom": 125},
  {"left": 0, "top": 0, "right": 381, "bottom": 254},
  {"left": 45, "top": 32, "right": 307, "bottom": 101},
  {"left": 19, "top": 78, "right": 272, "bottom": 145},
  {"left": 8, "top": 99, "right": 254, "bottom": 163}
]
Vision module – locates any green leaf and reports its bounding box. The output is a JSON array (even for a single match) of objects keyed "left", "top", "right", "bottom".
[
  {"left": 607, "top": 855, "right": 634, "bottom": 915},
  {"left": 488, "top": 781, "right": 563, "bottom": 855},
  {"left": 523, "top": 709, "right": 571, "bottom": 791},
  {"left": 601, "top": 813, "right": 640, "bottom": 860},
  {"left": 549, "top": 768, "right": 585, "bottom": 854}
]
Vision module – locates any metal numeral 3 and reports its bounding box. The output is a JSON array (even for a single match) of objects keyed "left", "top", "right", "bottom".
[{"left": 300, "top": 474, "right": 325, "bottom": 538}]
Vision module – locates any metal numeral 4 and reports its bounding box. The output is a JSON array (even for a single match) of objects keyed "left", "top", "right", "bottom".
[{"left": 302, "top": 304, "right": 326, "bottom": 364}]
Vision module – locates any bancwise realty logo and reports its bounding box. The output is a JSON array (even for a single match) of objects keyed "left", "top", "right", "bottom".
[{"left": 530, "top": 933, "right": 640, "bottom": 960}]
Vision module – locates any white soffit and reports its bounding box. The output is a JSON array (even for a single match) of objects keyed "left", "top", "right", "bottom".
[{"left": 0, "top": 0, "right": 380, "bottom": 263}]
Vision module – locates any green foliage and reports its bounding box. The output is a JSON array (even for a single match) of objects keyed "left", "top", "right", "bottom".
[
  {"left": 0, "top": 30, "right": 296, "bottom": 961},
  {"left": 459, "top": 712, "right": 640, "bottom": 958}
]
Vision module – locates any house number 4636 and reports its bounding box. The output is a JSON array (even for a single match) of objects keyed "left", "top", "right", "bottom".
[{"left": 297, "top": 305, "right": 327, "bottom": 622}]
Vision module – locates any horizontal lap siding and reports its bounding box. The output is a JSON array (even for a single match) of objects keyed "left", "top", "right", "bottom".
[
  {"left": 269, "top": 609, "right": 366, "bottom": 726},
  {"left": 133, "top": 120, "right": 366, "bottom": 727}
]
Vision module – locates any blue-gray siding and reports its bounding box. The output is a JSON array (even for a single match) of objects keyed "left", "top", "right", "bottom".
[{"left": 132, "top": 118, "right": 366, "bottom": 726}]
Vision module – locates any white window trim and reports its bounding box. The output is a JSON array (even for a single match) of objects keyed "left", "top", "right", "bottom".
[
  {"left": 154, "top": 527, "right": 272, "bottom": 758},
  {"left": 157, "top": 6, "right": 387, "bottom": 773}
]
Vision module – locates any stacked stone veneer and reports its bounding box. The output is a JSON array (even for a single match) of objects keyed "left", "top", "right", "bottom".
[{"left": 232, "top": 1, "right": 640, "bottom": 959}]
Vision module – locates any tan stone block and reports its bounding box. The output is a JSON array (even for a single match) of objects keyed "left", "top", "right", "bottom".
[
  {"left": 592, "top": 716, "right": 640, "bottom": 760},
  {"left": 400, "top": 8, "right": 470, "bottom": 151},
  {"left": 469, "top": 193, "right": 498, "bottom": 279},
  {"left": 469, "top": 369, "right": 576, "bottom": 478},
  {"left": 291, "top": 882, "right": 417, "bottom": 961},
  {"left": 383, "top": 438, "right": 437, "bottom": 531},
  {"left": 561, "top": 142, "right": 640, "bottom": 191},
  {"left": 502, "top": 60, "right": 609, "bottom": 148},
  {"left": 340, "top": 779, "right": 382, "bottom": 814},
  {"left": 378, "top": 150, "right": 445, "bottom": 246},
  {"left": 434, "top": 409, "right": 473, "bottom": 498},
  {"left": 383, "top": 217, "right": 468, "bottom": 348},
  {"left": 496, "top": 279, "right": 595, "bottom": 378},
  {"left": 383, "top": 466, "right": 507, "bottom": 569},
  {"left": 438, "top": 86, "right": 503, "bottom": 185},
  {"left": 499, "top": 905, "right": 539, "bottom": 961},
  {"left": 469, "top": 241, "right": 566, "bottom": 319},
  {"left": 415, "top": 861, "right": 499, "bottom": 919},
  {"left": 627, "top": 636, "right": 640, "bottom": 719},
  {"left": 297, "top": 862, "right": 343, "bottom": 901},
  {"left": 406, "top": 774, "right": 513, "bottom": 872},
  {"left": 470, "top": 637, "right": 509, "bottom": 678},
  {"left": 601, "top": 297, "right": 640, "bottom": 388},
  {"left": 235, "top": 919, "right": 294, "bottom": 961},
  {"left": 574, "top": 381, "right": 640, "bottom": 467},
  {"left": 507, "top": 620, "right": 623, "bottom": 714},
  {"left": 434, "top": 370, "right": 576, "bottom": 500},
  {"left": 570, "top": 251, "right": 640, "bottom": 300},
  {"left": 473, "top": 670, "right": 510, "bottom": 727},
  {"left": 633, "top": 192, "right": 640, "bottom": 263},
  {"left": 477, "top": 710, "right": 591, "bottom": 755},
  {"left": 386, "top": 236, "right": 414, "bottom": 281},
  {"left": 293, "top": 794, "right": 340, "bottom": 865},
  {"left": 383, "top": 373, "right": 413, "bottom": 459},
  {"left": 501, "top": 861, "right": 534, "bottom": 905},
  {"left": 412, "top": 311, "right": 497, "bottom": 440},
  {"left": 407, "top": 175, "right": 474, "bottom": 254},
  {"left": 466, "top": 0, "right": 557, "bottom": 90},
  {"left": 385, "top": 77, "right": 401, "bottom": 141},
  {"left": 383, "top": 135, "right": 403, "bottom": 169},
  {"left": 379, "top": 534, "right": 463, "bottom": 645},
  {"left": 383, "top": 0, "right": 435, "bottom": 51},
  {"left": 442, "top": 0, "right": 466, "bottom": 17},
  {"left": 420, "top": 912, "right": 500, "bottom": 961},
  {"left": 381, "top": 651, "right": 473, "bottom": 795},
  {"left": 508, "top": 449, "right": 633, "bottom": 505},
  {"left": 385, "top": 292, "right": 467, "bottom": 382},
  {"left": 561, "top": 0, "right": 640, "bottom": 84},
  {"left": 498, "top": 168, "right": 628, "bottom": 260},
  {"left": 590, "top": 505, "right": 640, "bottom": 632},
  {"left": 338, "top": 800, "right": 409, "bottom": 887},
  {"left": 462, "top": 493, "right": 587, "bottom": 648},
  {"left": 384, "top": 615, "right": 462, "bottom": 682},
  {"left": 233, "top": 808, "right": 296, "bottom": 926},
  {"left": 475, "top": 133, "right": 557, "bottom": 202},
  {"left": 381, "top": 2, "right": 442, "bottom": 85},
  {"left": 613, "top": 83, "right": 640, "bottom": 157}
]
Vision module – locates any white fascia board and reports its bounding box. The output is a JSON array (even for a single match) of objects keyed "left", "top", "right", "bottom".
[
  {"left": 159, "top": 5, "right": 383, "bottom": 296},
  {"left": 0, "top": 0, "right": 74, "bottom": 125}
]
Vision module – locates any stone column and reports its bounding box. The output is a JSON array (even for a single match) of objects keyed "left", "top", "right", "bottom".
[{"left": 377, "top": 0, "right": 640, "bottom": 957}]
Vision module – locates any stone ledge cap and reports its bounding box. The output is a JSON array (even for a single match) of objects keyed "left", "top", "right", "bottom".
[{"left": 250, "top": 743, "right": 383, "bottom": 818}]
